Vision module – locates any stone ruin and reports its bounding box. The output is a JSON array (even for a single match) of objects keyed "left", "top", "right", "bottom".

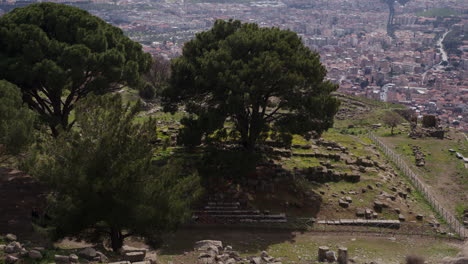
[
  {"left": 196, "top": 240, "right": 353, "bottom": 264},
  {"left": 0, "top": 233, "right": 155, "bottom": 264},
  {"left": 192, "top": 200, "right": 287, "bottom": 224},
  {"left": 318, "top": 246, "right": 348, "bottom": 264},
  {"left": 294, "top": 165, "right": 361, "bottom": 184},
  {"left": 409, "top": 122, "right": 445, "bottom": 139},
  {"left": 196, "top": 240, "right": 282, "bottom": 264},
  {"left": 409, "top": 145, "right": 425, "bottom": 167}
]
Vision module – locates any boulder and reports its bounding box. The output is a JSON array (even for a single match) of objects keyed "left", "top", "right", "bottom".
[
  {"left": 96, "top": 251, "right": 109, "bottom": 262},
  {"left": 69, "top": 254, "right": 79, "bottom": 263},
  {"left": 399, "top": 214, "right": 406, "bottom": 221},
  {"left": 195, "top": 240, "right": 223, "bottom": 251},
  {"left": 55, "top": 254, "right": 71, "bottom": 264},
  {"left": 326, "top": 251, "right": 337, "bottom": 262},
  {"left": 5, "top": 242, "right": 21, "bottom": 254},
  {"left": 29, "top": 249, "right": 43, "bottom": 259},
  {"left": 339, "top": 199, "right": 349, "bottom": 208},
  {"left": 124, "top": 251, "right": 146, "bottom": 262},
  {"left": 250, "top": 256, "right": 262, "bottom": 264},
  {"left": 207, "top": 245, "right": 219, "bottom": 256},
  {"left": 4, "top": 245, "right": 17, "bottom": 254},
  {"left": 226, "top": 258, "right": 236, "bottom": 264},
  {"left": 31, "top": 247, "right": 45, "bottom": 253},
  {"left": 374, "top": 200, "right": 384, "bottom": 213},
  {"left": 398, "top": 191, "right": 407, "bottom": 199},
  {"left": 356, "top": 208, "right": 365, "bottom": 217},
  {"left": 5, "top": 234, "right": 17, "bottom": 242},
  {"left": 79, "top": 247, "right": 97, "bottom": 259},
  {"left": 365, "top": 208, "right": 373, "bottom": 219},
  {"left": 19, "top": 248, "right": 28, "bottom": 257},
  {"left": 6, "top": 255, "right": 18, "bottom": 264}
]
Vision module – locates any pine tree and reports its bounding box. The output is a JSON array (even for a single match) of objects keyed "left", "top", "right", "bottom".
[{"left": 27, "top": 94, "right": 201, "bottom": 251}]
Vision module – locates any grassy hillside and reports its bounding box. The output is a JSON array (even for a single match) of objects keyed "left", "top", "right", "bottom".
[
  {"left": 376, "top": 128, "right": 468, "bottom": 220},
  {"left": 3, "top": 91, "right": 462, "bottom": 264}
]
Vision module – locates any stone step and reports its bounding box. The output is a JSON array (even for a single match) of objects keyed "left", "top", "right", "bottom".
[
  {"left": 195, "top": 210, "right": 261, "bottom": 215},
  {"left": 207, "top": 202, "right": 241, "bottom": 207},
  {"left": 195, "top": 214, "right": 287, "bottom": 220},
  {"left": 316, "top": 219, "right": 400, "bottom": 228},
  {"left": 240, "top": 219, "right": 288, "bottom": 223},
  {"left": 204, "top": 206, "right": 240, "bottom": 210}
]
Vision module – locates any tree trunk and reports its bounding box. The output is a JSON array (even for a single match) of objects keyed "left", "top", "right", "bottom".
[
  {"left": 391, "top": 126, "right": 394, "bottom": 135},
  {"left": 110, "top": 227, "right": 124, "bottom": 252}
]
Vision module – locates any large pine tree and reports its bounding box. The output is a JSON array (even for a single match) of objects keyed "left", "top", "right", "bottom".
[
  {"left": 27, "top": 94, "right": 201, "bottom": 251},
  {"left": 163, "top": 20, "right": 340, "bottom": 150}
]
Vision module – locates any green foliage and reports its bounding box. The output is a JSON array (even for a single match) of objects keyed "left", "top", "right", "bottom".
[
  {"left": 382, "top": 110, "right": 403, "bottom": 135},
  {"left": 164, "top": 20, "right": 340, "bottom": 150},
  {"left": 0, "top": 3, "right": 152, "bottom": 136},
  {"left": 25, "top": 94, "right": 201, "bottom": 251},
  {"left": 198, "top": 147, "right": 262, "bottom": 187},
  {"left": 0, "top": 80, "right": 36, "bottom": 162}
]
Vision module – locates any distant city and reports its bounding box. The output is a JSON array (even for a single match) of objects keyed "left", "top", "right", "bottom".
[{"left": 0, "top": 0, "right": 467, "bottom": 131}]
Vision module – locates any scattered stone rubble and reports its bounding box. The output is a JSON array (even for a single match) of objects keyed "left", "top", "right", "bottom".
[
  {"left": 0, "top": 234, "right": 155, "bottom": 264},
  {"left": 409, "top": 145, "right": 425, "bottom": 167},
  {"left": 197, "top": 240, "right": 355, "bottom": 264},
  {"left": 196, "top": 240, "right": 282, "bottom": 264},
  {"left": 295, "top": 165, "right": 361, "bottom": 184}
]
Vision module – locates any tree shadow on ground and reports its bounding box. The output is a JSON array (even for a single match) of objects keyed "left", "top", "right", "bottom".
[
  {"left": 0, "top": 167, "right": 48, "bottom": 244},
  {"left": 158, "top": 227, "right": 301, "bottom": 256}
]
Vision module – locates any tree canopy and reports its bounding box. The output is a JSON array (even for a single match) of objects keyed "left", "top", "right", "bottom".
[
  {"left": 382, "top": 110, "right": 403, "bottom": 135},
  {"left": 0, "top": 3, "right": 152, "bottom": 136},
  {"left": 26, "top": 94, "right": 201, "bottom": 251},
  {"left": 163, "top": 20, "right": 340, "bottom": 150},
  {"left": 0, "top": 80, "right": 36, "bottom": 162}
]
